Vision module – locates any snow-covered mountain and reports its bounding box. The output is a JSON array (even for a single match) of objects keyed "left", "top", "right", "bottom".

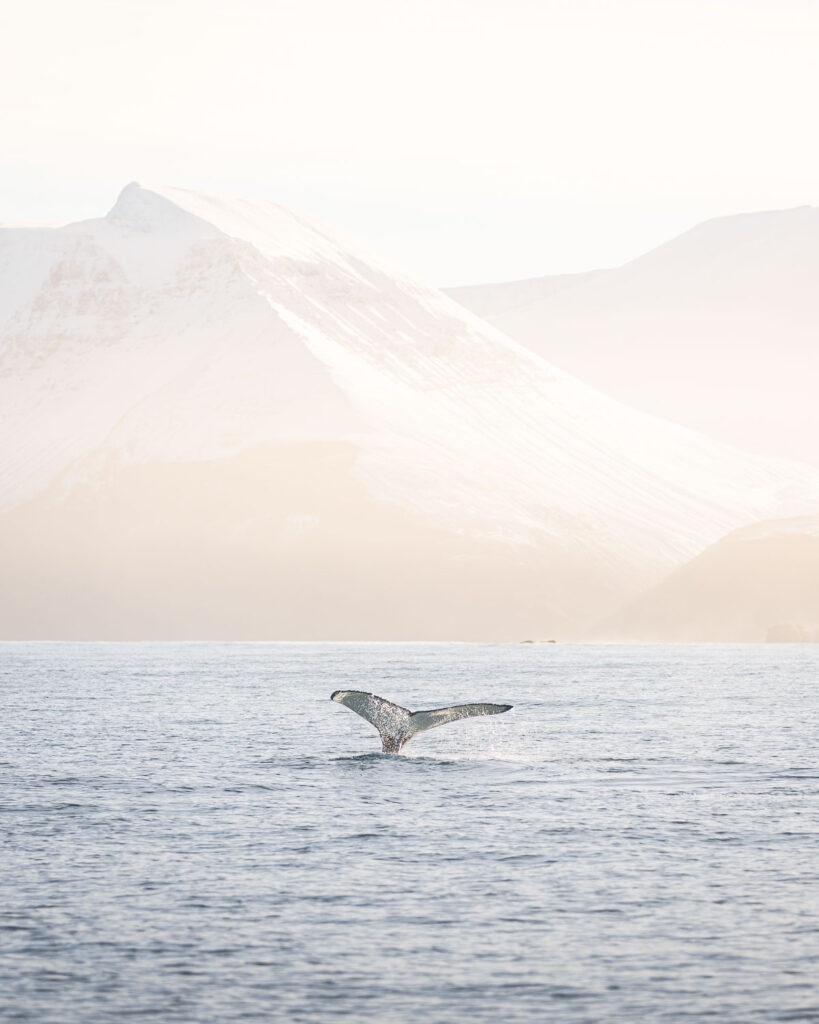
[
  {"left": 447, "top": 207, "right": 819, "bottom": 467},
  {"left": 2, "top": 184, "right": 819, "bottom": 638}
]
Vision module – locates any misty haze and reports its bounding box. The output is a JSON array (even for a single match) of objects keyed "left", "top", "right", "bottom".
[{"left": 3, "top": 3, "right": 819, "bottom": 1024}]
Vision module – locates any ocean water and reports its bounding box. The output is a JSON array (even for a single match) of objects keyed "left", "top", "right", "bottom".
[{"left": 1, "top": 642, "right": 818, "bottom": 1023}]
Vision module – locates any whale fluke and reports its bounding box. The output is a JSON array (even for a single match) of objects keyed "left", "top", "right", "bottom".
[{"left": 331, "top": 690, "right": 513, "bottom": 753}]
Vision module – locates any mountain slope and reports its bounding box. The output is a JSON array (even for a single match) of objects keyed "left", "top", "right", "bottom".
[
  {"left": 2, "top": 185, "right": 819, "bottom": 638},
  {"left": 447, "top": 207, "right": 819, "bottom": 467}
]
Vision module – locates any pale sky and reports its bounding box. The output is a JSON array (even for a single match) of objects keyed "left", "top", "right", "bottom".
[{"left": 1, "top": 0, "right": 818, "bottom": 284}]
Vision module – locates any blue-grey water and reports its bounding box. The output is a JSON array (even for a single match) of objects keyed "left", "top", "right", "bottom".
[{"left": 1, "top": 642, "right": 818, "bottom": 1023}]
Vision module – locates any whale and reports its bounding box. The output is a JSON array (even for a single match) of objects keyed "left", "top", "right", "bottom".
[{"left": 331, "top": 690, "right": 513, "bottom": 753}]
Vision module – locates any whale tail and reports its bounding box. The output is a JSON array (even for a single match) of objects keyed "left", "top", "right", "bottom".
[{"left": 331, "top": 690, "right": 513, "bottom": 753}]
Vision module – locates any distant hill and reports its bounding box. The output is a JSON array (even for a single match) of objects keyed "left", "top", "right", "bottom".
[
  {"left": 600, "top": 516, "right": 819, "bottom": 642},
  {"left": 446, "top": 207, "right": 819, "bottom": 467}
]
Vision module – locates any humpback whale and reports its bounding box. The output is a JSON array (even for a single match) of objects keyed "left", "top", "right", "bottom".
[{"left": 331, "top": 690, "right": 513, "bottom": 753}]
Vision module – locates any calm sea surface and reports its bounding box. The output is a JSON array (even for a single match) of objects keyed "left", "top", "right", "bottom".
[{"left": 1, "top": 642, "right": 818, "bottom": 1023}]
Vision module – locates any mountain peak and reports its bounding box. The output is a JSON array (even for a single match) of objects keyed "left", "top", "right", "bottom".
[
  {"left": 106, "top": 182, "right": 219, "bottom": 239},
  {"left": 104, "top": 182, "right": 370, "bottom": 269}
]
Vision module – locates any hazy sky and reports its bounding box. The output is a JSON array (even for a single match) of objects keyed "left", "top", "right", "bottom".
[{"left": 2, "top": 0, "right": 818, "bottom": 284}]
